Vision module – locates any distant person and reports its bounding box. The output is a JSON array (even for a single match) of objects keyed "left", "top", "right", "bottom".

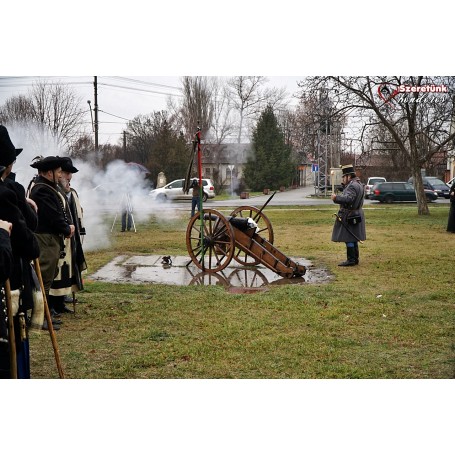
[
  {"left": 447, "top": 180, "right": 455, "bottom": 233},
  {"left": 121, "top": 193, "right": 133, "bottom": 232},
  {"left": 190, "top": 179, "right": 201, "bottom": 218},
  {"left": 331, "top": 164, "right": 366, "bottom": 266}
]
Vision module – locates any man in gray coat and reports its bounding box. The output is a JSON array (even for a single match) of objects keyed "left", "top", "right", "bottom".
[{"left": 331, "top": 164, "right": 366, "bottom": 266}]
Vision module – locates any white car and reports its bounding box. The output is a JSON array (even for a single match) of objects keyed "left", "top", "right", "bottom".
[
  {"left": 365, "top": 177, "right": 387, "bottom": 198},
  {"left": 149, "top": 178, "right": 215, "bottom": 202}
]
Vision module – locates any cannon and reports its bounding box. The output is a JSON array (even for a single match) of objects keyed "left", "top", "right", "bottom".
[{"left": 185, "top": 205, "right": 306, "bottom": 279}]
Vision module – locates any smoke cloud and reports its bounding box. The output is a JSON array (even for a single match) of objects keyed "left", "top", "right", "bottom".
[{"left": 6, "top": 122, "right": 184, "bottom": 252}]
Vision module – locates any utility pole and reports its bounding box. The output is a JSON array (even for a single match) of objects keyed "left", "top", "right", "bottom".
[{"left": 94, "top": 76, "right": 99, "bottom": 157}]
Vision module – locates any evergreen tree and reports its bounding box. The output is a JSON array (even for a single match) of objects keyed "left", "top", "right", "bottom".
[{"left": 243, "top": 105, "right": 295, "bottom": 191}]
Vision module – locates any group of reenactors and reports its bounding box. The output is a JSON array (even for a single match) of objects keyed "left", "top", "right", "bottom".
[{"left": 0, "top": 125, "right": 86, "bottom": 379}]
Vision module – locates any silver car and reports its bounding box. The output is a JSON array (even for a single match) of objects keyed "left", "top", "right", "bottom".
[{"left": 149, "top": 178, "right": 215, "bottom": 202}]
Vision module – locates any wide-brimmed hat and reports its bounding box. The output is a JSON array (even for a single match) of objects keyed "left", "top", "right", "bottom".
[
  {"left": 61, "top": 157, "right": 79, "bottom": 173},
  {"left": 0, "top": 125, "right": 23, "bottom": 167},
  {"left": 341, "top": 164, "right": 356, "bottom": 176},
  {"left": 30, "top": 156, "right": 67, "bottom": 172}
]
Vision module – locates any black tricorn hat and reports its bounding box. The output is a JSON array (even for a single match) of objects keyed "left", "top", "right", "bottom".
[
  {"left": 341, "top": 164, "right": 356, "bottom": 176},
  {"left": 30, "top": 155, "right": 67, "bottom": 171},
  {"left": 0, "top": 125, "right": 23, "bottom": 167},
  {"left": 61, "top": 157, "right": 79, "bottom": 173}
]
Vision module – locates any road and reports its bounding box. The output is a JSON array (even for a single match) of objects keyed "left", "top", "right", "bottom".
[{"left": 203, "top": 186, "right": 450, "bottom": 208}]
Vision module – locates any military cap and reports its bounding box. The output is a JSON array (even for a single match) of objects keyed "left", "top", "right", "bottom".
[
  {"left": 0, "top": 125, "right": 23, "bottom": 167},
  {"left": 341, "top": 164, "right": 356, "bottom": 176},
  {"left": 30, "top": 156, "right": 67, "bottom": 171},
  {"left": 61, "top": 157, "right": 79, "bottom": 173}
]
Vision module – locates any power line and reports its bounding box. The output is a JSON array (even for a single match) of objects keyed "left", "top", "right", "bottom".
[
  {"left": 0, "top": 76, "right": 183, "bottom": 98},
  {"left": 108, "top": 76, "right": 181, "bottom": 91},
  {"left": 98, "top": 109, "right": 131, "bottom": 121},
  {"left": 98, "top": 82, "right": 183, "bottom": 97}
]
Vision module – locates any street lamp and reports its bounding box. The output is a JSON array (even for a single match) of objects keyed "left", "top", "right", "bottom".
[{"left": 228, "top": 164, "right": 234, "bottom": 195}]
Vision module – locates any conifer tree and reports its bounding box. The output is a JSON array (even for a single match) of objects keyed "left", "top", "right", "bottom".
[{"left": 243, "top": 105, "right": 295, "bottom": 191}]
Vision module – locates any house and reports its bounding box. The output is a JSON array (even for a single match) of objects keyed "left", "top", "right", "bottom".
[
  {"left": 199, "top": 142, "right": 314, "bottom": 191},
  {"left": 199, "top": 143, "right": 253, "bottom": 191}
]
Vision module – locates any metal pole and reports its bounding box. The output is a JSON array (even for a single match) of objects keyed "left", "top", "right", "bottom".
[
  {"left": 94, "top": 76, "right": 99, "bottom": 161},
  {"left": 196, "top": 127, "right": 205, "bottom": 270}
]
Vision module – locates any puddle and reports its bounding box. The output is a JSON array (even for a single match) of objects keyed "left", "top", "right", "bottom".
[{"left": 90, "top": 255, "right": 332, "bottom": 290}]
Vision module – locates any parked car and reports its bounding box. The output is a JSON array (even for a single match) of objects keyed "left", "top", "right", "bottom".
[
  {"left": 370, "top": 182, "right": 438, "bottom": 203},
  {"left": 407, "top": 176, "right": 450, "bottom": 198},
  {"left": 149, "top": 178, "right": 215, "bottom": 202},
  {"left": 365, "top": 177, "right": 387, "bottom": 198}
]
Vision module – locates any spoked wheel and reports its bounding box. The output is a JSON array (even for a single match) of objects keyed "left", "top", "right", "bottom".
[
  {"left": 227, "top": 268, "right": 269, "bottom": 288},
  {"left": 189, "top": 271, "right": 229, "bottom": 287},
  {"left": 229, "top": 205, "right": 274, "bottom": 265},
  {"left": 186, "top": 209, "right": 235, "bottom": 273}
]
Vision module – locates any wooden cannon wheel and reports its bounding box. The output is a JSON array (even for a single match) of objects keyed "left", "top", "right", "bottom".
[
  {"left": 186, "top": 209, "right": 235, "bottom": 273},
  {"left": 229, "top": 205, "right": 274, "bottom": 266},
  {"left": 189, "top": 271, "right": 230, "bottom": 287}
]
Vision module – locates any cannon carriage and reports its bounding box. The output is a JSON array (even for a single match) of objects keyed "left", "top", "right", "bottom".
[{"left": 186, "top": 205, "right": 306, "bottom": 279}]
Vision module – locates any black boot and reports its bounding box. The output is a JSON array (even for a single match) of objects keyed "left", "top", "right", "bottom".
[
  {"left": 338, "top": 246, "right": 357, "bottom": 266},
  {"left": 354, "top": 244, "right": 359, "bottom": 265}
]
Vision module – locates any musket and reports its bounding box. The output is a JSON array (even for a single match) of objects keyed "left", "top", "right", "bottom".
[
  {"left": 33, "top": 258, "right": 65, "bottom": 379},
  {"left": 4, "top": 279, "right": 17, "bottom": 379},
  {"left": 333, "top": 213, "right": 364, "bottom": 244}
]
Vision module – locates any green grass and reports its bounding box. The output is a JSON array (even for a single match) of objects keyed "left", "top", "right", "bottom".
[{"left": 29, "top": 204, "right": 455, "bottom": 378}]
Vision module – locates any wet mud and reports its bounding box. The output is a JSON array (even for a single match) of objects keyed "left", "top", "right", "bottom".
[{"left": 90, "top": 255, "right": 332, "bottom": 292}]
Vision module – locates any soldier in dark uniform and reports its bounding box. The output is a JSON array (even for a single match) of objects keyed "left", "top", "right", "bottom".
[
  {"left": 0, "top": 218, "right": 13, "bottom": 284},
  {"left": 0, "top": 127, "right": 40, "bottom": 378},
  {"left": 28, "top": 156, "right": 75, "bottom": 326},
  {"left": 0, "top": 218, "right": 13, "bottom": 375},
  {"left": 331, "top": 164, "right": 366, "bottom": 266},
  {"left": 49, "top": 157, "right": 87, "bottom": 314}
]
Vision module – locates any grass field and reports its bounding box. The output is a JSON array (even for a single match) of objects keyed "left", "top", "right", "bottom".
[{"left": 29, "top": 203, "right": 455, "bottom": 378}]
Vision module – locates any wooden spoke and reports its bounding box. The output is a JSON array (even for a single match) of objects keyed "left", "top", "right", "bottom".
[{"left": 186, "top": 209, "right": 235, "bottom": 273}]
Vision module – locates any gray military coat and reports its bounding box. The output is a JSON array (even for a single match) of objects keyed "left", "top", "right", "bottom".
[{"left": 331, "top": 177, "right": 366, "bottom": 243}]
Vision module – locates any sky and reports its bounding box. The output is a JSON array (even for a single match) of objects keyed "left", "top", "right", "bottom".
[
  {"left": 0, "top": 75, "right": 303, "bottom": 145},
  {"left": 2, "top": 2, "right": 452, "bottom": 453}
]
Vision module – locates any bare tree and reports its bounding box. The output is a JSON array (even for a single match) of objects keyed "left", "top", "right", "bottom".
[
  {"left": 300, "top": 76, "right": 455, "bottom": 215},
  {"left": 208, "top": 78, "right": 235, "bottom": 144},
  {"left": 0, "top": 80, "right": 86, "bottom": 152},
  {"left": 168, "top": 76, "right": 215, "bottom": 141},
  {"left": 226, "top": 76, "right": 288, "bottom": 143},
  {"left": 0, "top": 95, "right": 34, "bottom": 122}
]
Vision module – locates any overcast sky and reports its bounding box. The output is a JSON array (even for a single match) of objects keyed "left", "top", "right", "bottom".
[{"left": 0, "top": 75, "right": 303, "bottom": 145}]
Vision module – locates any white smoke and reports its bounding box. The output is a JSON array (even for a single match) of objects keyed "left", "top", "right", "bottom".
[{"left": 6, "top": 122, "right": 184, "bottom": 252}]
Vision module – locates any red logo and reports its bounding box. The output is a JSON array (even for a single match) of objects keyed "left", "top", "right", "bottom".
[{"left": 377, "top": 83, "right": 399, "bottom": 104}]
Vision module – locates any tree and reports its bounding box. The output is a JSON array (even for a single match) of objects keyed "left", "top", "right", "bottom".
[
  {"left": 123, "top": 111, "right": 188, "bottom": 187},
  {"left": 167, "top": 76, "right": 215, "bottom": 142},
  {"left": 243, "top": 105, "right": 295, "bottom": 191},
  {"left": 300, "top": 76, "right": 455, "bottom": 215},
  {"left": 0, "top": 80, "right": 86, "bottom": 151},
  {"left": 226, "top": 76, "right": 288, "bottom": 143}
]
